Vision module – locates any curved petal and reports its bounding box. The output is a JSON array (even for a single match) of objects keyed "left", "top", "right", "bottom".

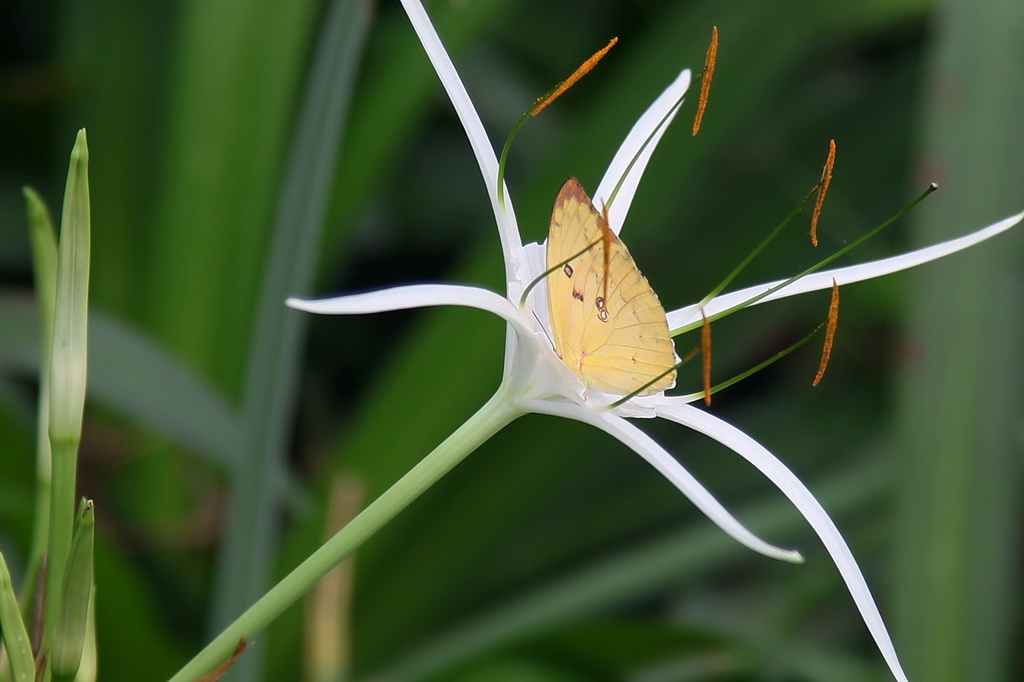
[
  {"left": 520, "top": 399, "right": 803, "bottom": 563},
  {"left": 595, "top": 69, "right": 692, "bottom": 234},
  {"left": 654, "top": 398, "right": 909, "bottom": 682},
  {"left": 287, "top": 283, "right": 522, "bottom": 328},
  {"left": 668, "top": 209, "right": 1024, "bottom": 329},
  {"left": 399, "top": 0, "right": 522, "bottom": 277}
]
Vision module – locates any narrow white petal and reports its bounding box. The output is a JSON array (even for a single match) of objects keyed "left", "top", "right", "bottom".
[
  {"left": 399, "top": 0, "right": 522, "bottom": 277},
  {"left": 668, "top": 209, "right": 1024, "bottom": 328},
  {"left": 288, "top": 284, "right": 520, "bottom": 327},
  {"left": 596, "top": 69, "right": 692, "bottom": 234},
  {"left": 520, "top": 399, "right": 803, "bottom": 563},
  {"left": 655, "top": 398, "right": 909, "bottom": 682}
]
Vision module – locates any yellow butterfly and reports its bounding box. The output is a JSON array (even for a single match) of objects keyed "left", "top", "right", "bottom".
[{"left": 546, "top": 178, "right": 676, "bottom": 396}]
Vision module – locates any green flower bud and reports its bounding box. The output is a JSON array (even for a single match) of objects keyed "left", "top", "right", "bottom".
[
  {"left": 0, "top": 553, "right": 34, "bottom": 682},
  {"left": 48, "top": 129, "right": 90, "bottom": 446}
]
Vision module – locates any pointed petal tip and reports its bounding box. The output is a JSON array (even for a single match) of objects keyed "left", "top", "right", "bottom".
[
  {"left": 747, "top": 541, "right": 804, "bottom": 564},
  {"left": 750, "top": 543, "right": 806, "bottom": 564},
  {"left": 759, "top": 544, "right": 804, "bottom": 564},
  {"left": 669, "top": 206, "right": 1024, "bottom": 328},
  {"left": 534, "top": 401, "right": 808, "bottom": 565},
  {"left": 655, "top": 400, "right": 910, "bottom": 681}
]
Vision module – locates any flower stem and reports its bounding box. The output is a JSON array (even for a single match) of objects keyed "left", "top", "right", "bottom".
[
  {"left": 44, "top": 438, "right": 79, "bottom": 649},
  {"left": 169, "top": 387, "right": 520, "bottom": 682}
]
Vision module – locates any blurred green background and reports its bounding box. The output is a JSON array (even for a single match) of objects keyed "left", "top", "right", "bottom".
[{"left": 1, "top": 0, "right": 1021, "bottom": 680}]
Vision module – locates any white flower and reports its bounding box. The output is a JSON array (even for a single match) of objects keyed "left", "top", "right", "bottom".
[{"left": 289, "top": 2, "right": 1024, "bottom": 680}]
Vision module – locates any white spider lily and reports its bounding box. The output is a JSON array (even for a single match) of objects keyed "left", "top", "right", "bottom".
[{"left": 289, "top": 2, "right": 1023, "bottom": 680}]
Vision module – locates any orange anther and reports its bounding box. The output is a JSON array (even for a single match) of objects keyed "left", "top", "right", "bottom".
[
  {"left": 810, "top": 139, "right": 836, "bottom": 247},
  {"left": 813, "top": 279, "right": 840, "bottom": 386},
  {"left": 532, "top": 38, "right": 618, "bottom": 116},
  {"left": 692, "top": 26, "right": 718, "bottom": 136}
]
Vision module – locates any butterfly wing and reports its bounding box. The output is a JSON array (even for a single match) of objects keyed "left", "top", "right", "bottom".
[{"left": 546, "top": 178, "right": 676, "bottom": 396}]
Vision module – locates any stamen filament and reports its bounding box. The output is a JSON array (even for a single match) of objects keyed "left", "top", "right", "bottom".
[
  {"left": 610, "top": 299, "right": 827, "bottom": 407},
  {"left": 497, "top": 38, "right": 618, "bottom": 205},
  {"left": 609, "top": 344, "right": 697, "bottom": 408},
  {"left": 674, "top": 183, "right": 938, "bottom": 337},
  {"left": 679, "top": 323, "right": 824, "bottom": 401},
  {"left": 604, "top": 85, "right": 692, "bottom": 211},
  {"left": 698, "top": 185, "right": 820, "bottom": 308},
  {"left": 519, "top": 236, "right": 603, "bottom": 308},
  {"left": 497, "top": 111, "right": 533, "bottom": 206}
]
